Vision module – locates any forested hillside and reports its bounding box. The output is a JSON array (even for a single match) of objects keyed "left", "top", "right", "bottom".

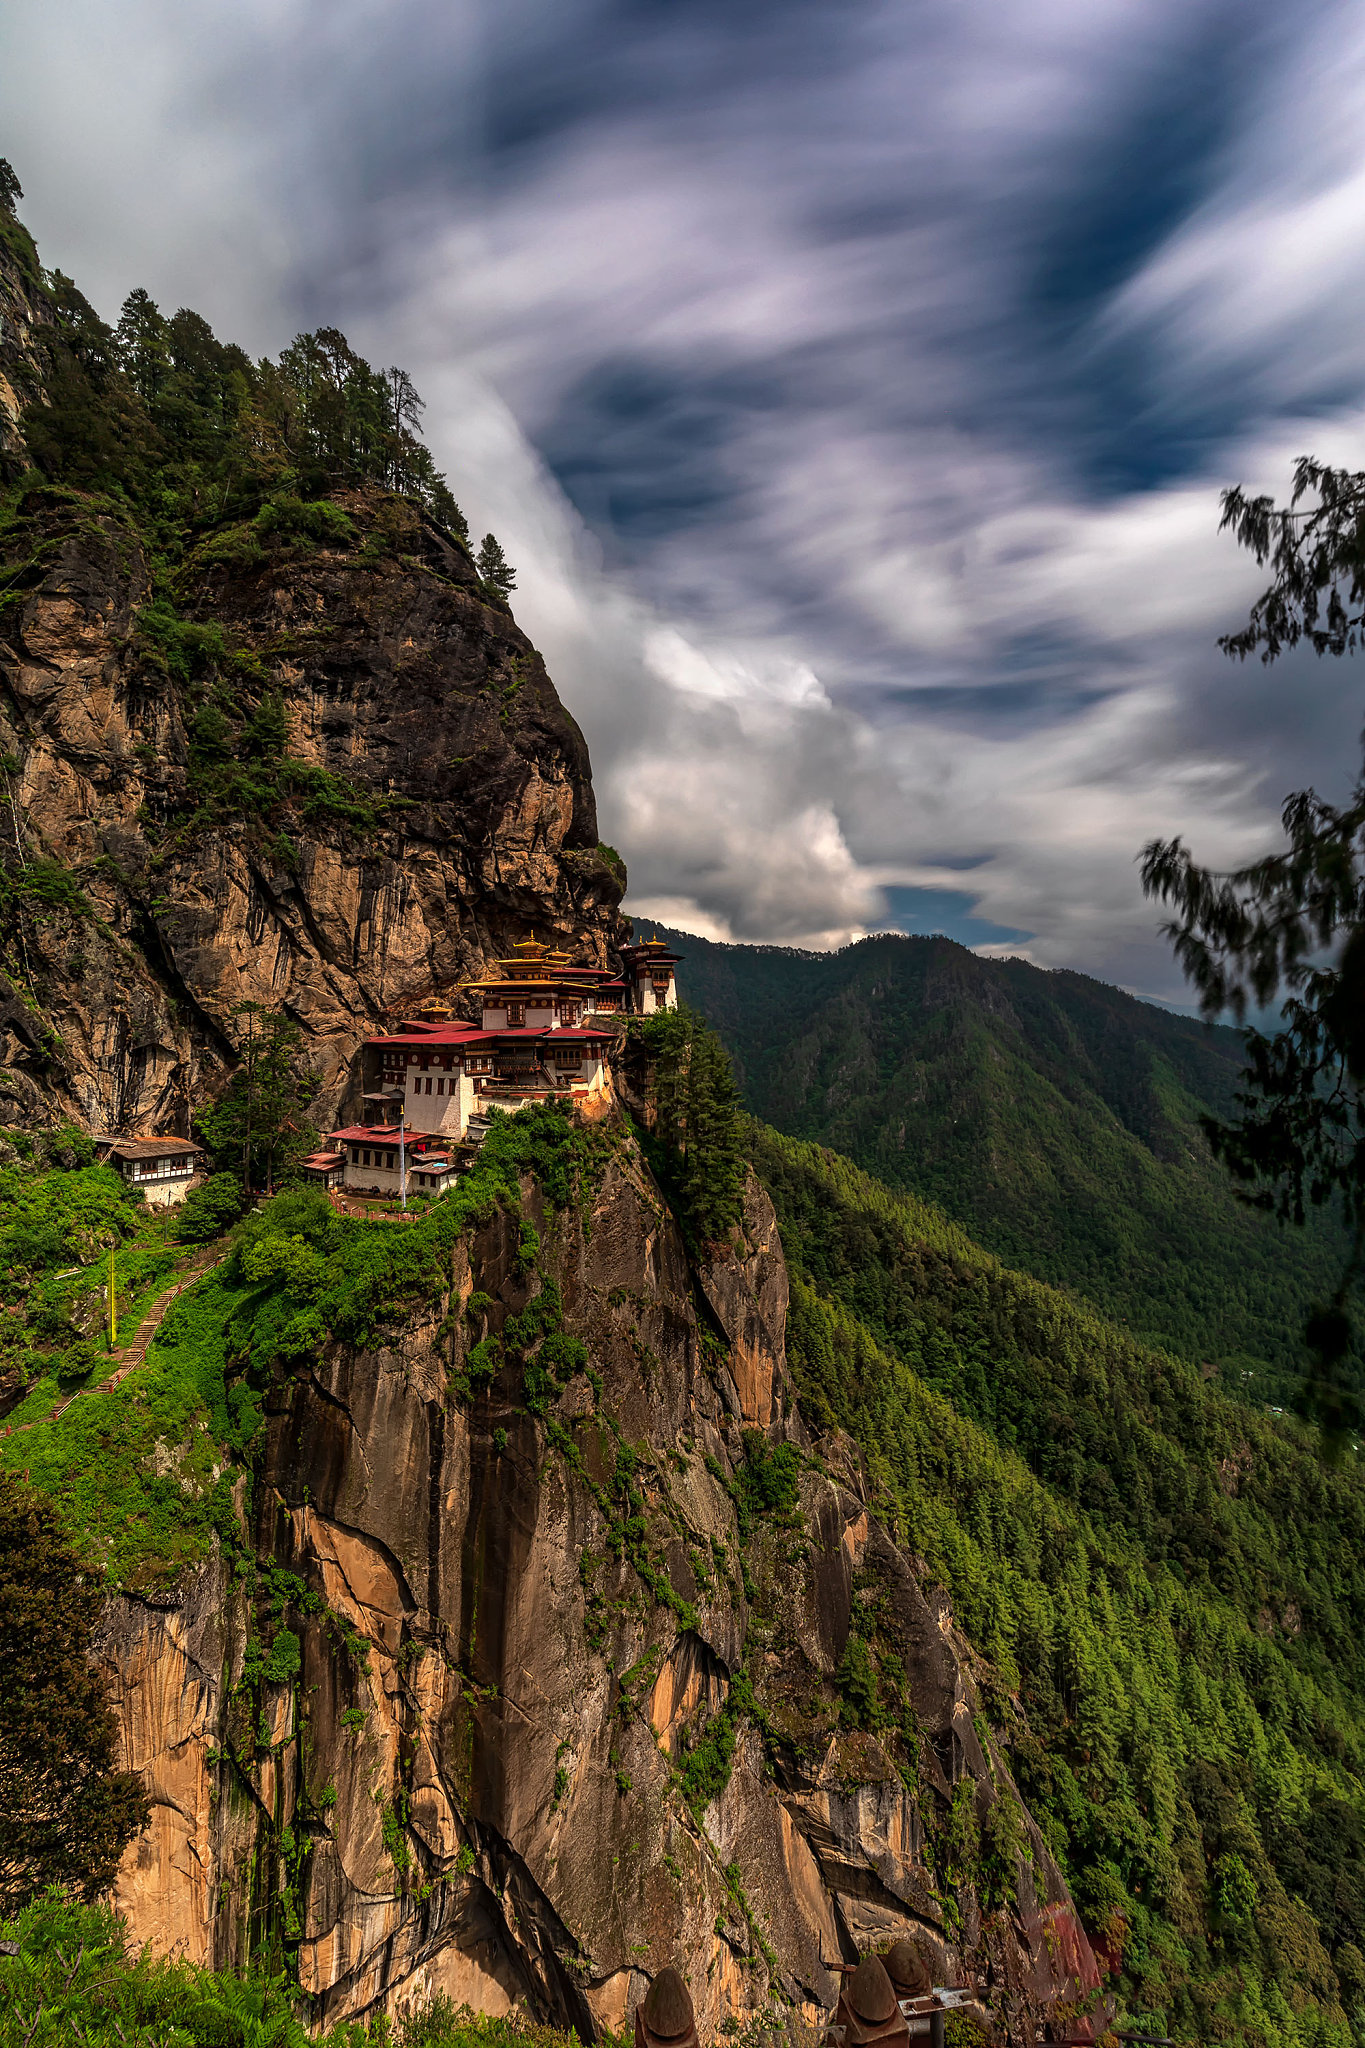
[
  {"left": 662, "top": 928, "right": 1347, "bottom": 1400},
  {"left": 750, "top": 1121, "right": 1365, "bottom": 2043}
]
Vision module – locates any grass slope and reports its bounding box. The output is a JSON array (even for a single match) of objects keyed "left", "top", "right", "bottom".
[{"left": 665, "top": 927, "right": 1346, "bottom": 1398}]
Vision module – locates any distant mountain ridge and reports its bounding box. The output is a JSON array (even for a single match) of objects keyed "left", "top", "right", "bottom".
[{"left": 658, "top": 926, "right": 1346, "bottom": 1395}]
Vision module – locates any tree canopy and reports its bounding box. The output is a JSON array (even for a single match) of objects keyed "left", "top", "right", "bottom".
[
  {"left": 14, "top": 273, "right": 470, "bottom": 545},
  {"left": 0, "top": 1475, "right": 147, "bottom": 1913},
  {"left": 195, "top": 1006, "right": 317, "bottom": 1194},
  {"left": 1143, "top": 458, "right": 1365, "bottom": 1436}
]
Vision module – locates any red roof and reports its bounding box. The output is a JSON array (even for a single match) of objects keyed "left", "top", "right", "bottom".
[
  {"left": 369, "top": 1024, "right": 612, "bottom": 1051},
  {"left": 329, "top": 1124, "right": 440, "bottom": 1147},
  {"left": 374, "top": 1024, "right": 484, "bottom": 1047},
  {"left": 301, "top": 1151, "right": 346, "bottom": 1169}
]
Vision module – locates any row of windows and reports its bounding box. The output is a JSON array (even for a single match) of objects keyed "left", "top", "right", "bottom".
[{"left": 128, "top": 1157, "right": 194, "bottom": 1179}]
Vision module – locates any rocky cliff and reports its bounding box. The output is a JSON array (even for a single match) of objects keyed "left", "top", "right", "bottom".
[
  {"left": 0, "top": 215, "right": 624, "bottom": 1138},
  {"left": 0, "top": 479, "right": 623, "bottom": 1135},
  {"left": 93, "top": 1125, "right": 1103, "bottom": 2040}
]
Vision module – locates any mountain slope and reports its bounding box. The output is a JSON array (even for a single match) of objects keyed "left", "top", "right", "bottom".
[
  {"left": 661, "top": 927, "right": 1344, "bottom": 1395},
  {"left": 749, "top": 1120, "right": 1365, "bottom": 2042}
]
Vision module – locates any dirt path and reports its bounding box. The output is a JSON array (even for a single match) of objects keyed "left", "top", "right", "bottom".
[{"left": 47, "top": 1246, "right": 231, "bottom": 1420}]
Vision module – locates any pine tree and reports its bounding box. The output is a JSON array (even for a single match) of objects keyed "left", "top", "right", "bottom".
[
  {"left": 195, "top": 1005, "right": 317, "bottom": 1192},
  {"left": 0, "top": 1476, "right": 148, "bottom": 1911},
  {"left": 476, "top": 533, "right": 517, "bottom": 598},
  {"left": 114, "top": 288, "right": 170, "bottom": 401},
  {"left": 0, "top": 158, "right": 22, "bottom": 216}
]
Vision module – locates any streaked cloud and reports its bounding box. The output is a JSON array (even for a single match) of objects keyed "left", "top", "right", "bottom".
[{"left": 4, "top": 0, "right": 1365, "bottom": 990}]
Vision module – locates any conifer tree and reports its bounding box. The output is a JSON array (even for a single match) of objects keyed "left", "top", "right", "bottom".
[
  {"left": 196, "top": 1005, "right": 316, "bottom": 1193},
  {"left": 476, "top": 532, "right": 517, "bottom": 598},
  {"left": 1143, "top": 456, "right": 1365, "bottom": 1437},
  {"left": 114, "top": 288, "right": 170, "bottom": 401},
  {"left": 0, "top": 1475, "right": 147, "bottom": 1911},
  {"left": 0, "top": 158, "right": 21, "bottom": 215}
]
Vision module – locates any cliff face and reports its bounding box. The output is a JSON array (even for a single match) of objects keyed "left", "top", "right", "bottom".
[
  {"left": 0, "top": 215, "right": 52, "bottom": 473},
  {"left": 94, "top": 1134, "right": 1103, "bottom": 2040},
  {"left": 0, "top": 480, "right": 623, "bottom": 1134}
]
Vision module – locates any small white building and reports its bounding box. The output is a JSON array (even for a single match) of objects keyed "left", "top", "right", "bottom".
[
  {"left": 619, "top": 935, "right": 681, "bottom": 1015},
  {"left": 102, "top": 1137, "right": 205, "bottom": 1208},
  {"left": 327, "top": 1125, "right": 462, "bottom": 1200}
]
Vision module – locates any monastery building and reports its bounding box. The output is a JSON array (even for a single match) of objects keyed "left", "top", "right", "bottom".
[{"left": 315, "top": 935, "right": 680, "bottom": 1200}]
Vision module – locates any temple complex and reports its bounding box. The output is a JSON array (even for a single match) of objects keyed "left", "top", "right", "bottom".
[{"left": 309, "top": 935, "right": 681, "bottom": 1199}]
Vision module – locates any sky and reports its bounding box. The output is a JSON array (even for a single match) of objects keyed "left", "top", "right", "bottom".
[{"left": 5, "top": 0, "right": 1365, "bottom": 1002}]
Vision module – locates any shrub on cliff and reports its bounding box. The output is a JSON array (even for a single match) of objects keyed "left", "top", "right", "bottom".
[
  {"left": 627, "top": 1009, "right": 745, "bottom": 1248},
  {"left": 0, "top": 1890, "right": 589, "bottom": 2045},
  {"left": 175, "top": 1171, "right": 247, "bottom": 1244},
  {"left": 0, "top": 1477, "right": 147, "bottom": 1913}
]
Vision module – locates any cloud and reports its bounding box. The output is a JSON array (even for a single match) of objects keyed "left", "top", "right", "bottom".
[{"left": 4, "top": 0, "right": 1365, "bottom": 1001}]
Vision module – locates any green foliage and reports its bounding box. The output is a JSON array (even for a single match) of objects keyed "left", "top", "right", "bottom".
[
  {"left": 679, "top": 1700, "right": 739, "bottom": 1816},
  {"left": 834, "top": 1635, "right": 883, "bottom": 1731},
  {"left": 1142, "top": 464, "right": 1365, "bottom": 1435},
  {"left": 0, "top": 1157, "right": 140, "bottom": 1288},
  {"left": 0, "top": 1480, "right": 147, "bottom": 1913},
  {"left": 757, "top": 1123, "right": 1365, "bottom": 2040},
  {"left": 195, "top": 1006, "right": 317, "bottom": 1193},
  {"left": 222, "top": 1104, "right": 611, "bottom": 1377},
  {"left": 175, "top": 1172, "right": 246, "bottom": 1244},
  {"left": 19, "top": 273, "right": 469, "bottom": 539},
  {"left": 253, "top": 493, "right": 355, "bottom": 545},
  {"left": 259, "top": 1628, "right": 301, "bottom": 1686},
  {"left": 1, "top": 855, "right": 92, "bottom": 921},
  {"left": 0, "top": 1257, "right": 251, "bottom": 1589},
  {"left": 627, "top": 1008, "right": 745, "bottom": 1247},
  {"left": 475, "top": 532, "right": 516, "bottom": 599},
  {"left": 665, "top": 925, "right": 1349, "bottom": 1404},
  {"left": 732, "top": 1428, "right": 800, "bottom": 1539},
  {"left": 596, "top": 842, "right": 627, "bottom": 888},
  {"left": 0, "top": 1891, "right": 579, "bottom": 2045}
]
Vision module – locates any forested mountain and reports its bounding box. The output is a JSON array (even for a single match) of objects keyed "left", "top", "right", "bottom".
[
  {"left": 4, "top": 167, "right": 1364, "bottom": 2048},
  {"left": 659, "top": 927, "right": 1346, "bottom": 1400},
  {"left": 752, "top": 1121, "right": 1365, "bottom": 2040}
]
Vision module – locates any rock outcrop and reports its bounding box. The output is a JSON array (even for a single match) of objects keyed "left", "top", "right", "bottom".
[
  {"left": 94, "top": 1137, "right": 1104, "bottom": 2042},
  {"left": 0, "top": 480, "right": 624, "bottom": 1135}
]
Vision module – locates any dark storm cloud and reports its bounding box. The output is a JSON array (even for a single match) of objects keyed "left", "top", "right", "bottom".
[{"left": 5, "top": 0, "right": 1365, "bottom": 989}]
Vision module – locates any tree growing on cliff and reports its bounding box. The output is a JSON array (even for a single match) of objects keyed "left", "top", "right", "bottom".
[
  {"left": 0, "top": 159, "right": 21, "bottom": 216},
  {"left": 476, "top": 533, "right": 517, "bottom": 600},
  {"left": 195, "top": 1006, "right": 317, "bottom": 1195},
  {"left": 630, "top": 1009, "right": 745, "bottom": 1247},
  {"left": 0, "top": 1474, "right": 147, "bottom": 1913},
  {"left": 1142, "top": 456, "right": 1365, "bottom": 1438}
]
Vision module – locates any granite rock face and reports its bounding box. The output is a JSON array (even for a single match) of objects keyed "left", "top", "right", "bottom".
[
  {"left": 0, "top": 219, "right": 52, "bottom": 476},
  {"left": 95, "top": 1145, "right": 1103, "bottom": 2042},
  {"left": 0, "top": 481, "right": 624, "bottom": 1135}
]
